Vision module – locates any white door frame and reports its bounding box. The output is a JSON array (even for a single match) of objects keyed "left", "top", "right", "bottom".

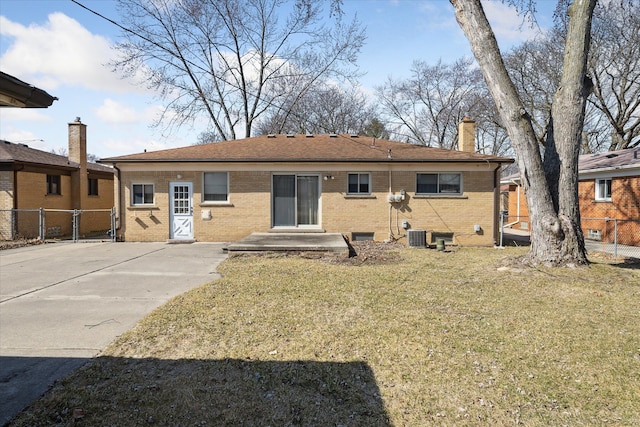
[
  {"left": 169, "top": 182, "right": 194, "bottom": 239},
  {"left": 271, "top": 173, "right": 321, "bottom": 229}
]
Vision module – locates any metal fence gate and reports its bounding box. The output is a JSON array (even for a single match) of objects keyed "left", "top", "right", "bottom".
[{"left": 0, "top": 207, "right": 116, "bottom": 242}]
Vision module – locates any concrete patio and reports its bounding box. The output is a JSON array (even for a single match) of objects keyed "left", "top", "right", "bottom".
[{"left": 225, "top": 232, "right": 349, "bottom": 255}]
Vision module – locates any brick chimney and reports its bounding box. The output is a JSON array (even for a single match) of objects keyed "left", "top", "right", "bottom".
[
  {"left": 68, "top": 117, "right": 87, "bottom": 209},
  {"left": 458, "top": 117, "right": 476, "bottom": 153}
]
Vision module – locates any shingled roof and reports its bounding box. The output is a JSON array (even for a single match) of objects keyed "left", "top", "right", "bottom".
[
  {"left": 101, "top": 134, "right": 513, "bottom": 164},
  {"left": 0, "top": 140, "right": 114, "bottom": 174},
  {"left": 501, "top": 147, "right": 640, "bottom": 183},
  {"left": 578, "top": 147, "right": 640, "bottom": 173}
]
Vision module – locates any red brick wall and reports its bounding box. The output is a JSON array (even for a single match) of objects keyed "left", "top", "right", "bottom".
[
  {"left": 507, "top": 183, "right": 530, "bottom": 231},
  {"left": 579, "top": 176, "right": 640, "bottom": 245}
]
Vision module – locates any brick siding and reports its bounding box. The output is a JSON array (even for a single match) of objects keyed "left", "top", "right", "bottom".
[
  {"left": 579, "top": 176, "right": 640, "bottom": 246},
  {"left": 0, "top": 170, "right": 115, "bottom": 239},
  {"left": 119, "top": 167, "right": 500, "bottom": 246}
]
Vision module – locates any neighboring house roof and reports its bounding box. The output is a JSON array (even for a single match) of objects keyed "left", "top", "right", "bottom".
[
  {"left": 501, "top": 147, "right": 640, "bottom": 184},
  {"left": 0, "top": 71, "right": 58, "bottom": 108},
  {"left": 0, "top": 140, "right": 114, "bottom": 174},
  {"left": 101, "top": 134, "right": 514, "bottom": 164},
  {"left": 578, "top": 147, "right": 640, "bottom": 175}
]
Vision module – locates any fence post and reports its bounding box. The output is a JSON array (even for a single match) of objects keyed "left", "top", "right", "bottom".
[
  {"left": 613, "top": 218, "right": 618, "bottom": 259},
  {"left": 39, "top": 208, "right": 45, "bottom": 240},
  {"left": 72, "top": 210, "right": 77, "bottom": 242},
  {"left": 11, "top": 209, "right": 16, "bottom": 240},
  {"left": 499, "top": 211, "right": 504, "bottom": 247},
  {"left": 110, "top": 207, "right": 116, "bottom": 242}
]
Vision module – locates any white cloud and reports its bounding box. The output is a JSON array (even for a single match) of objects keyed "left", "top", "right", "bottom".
[
  {"left": 482, "top": 0, "right": 542, "bottom": 45},
  {"left": 102, "top": 137, "right": 171, "bottom": 155},
  {"left": 0, "top": 13, "right": 145, "bottom": 93},
  {"left": 0, "top": 124, "right": 50, "bottom": 151},
  {"left": 95, "top": 99, "right": 142, "bottom": 124},
  {"left": 0, "top": 108, "right": 54, "bottom": 123}
]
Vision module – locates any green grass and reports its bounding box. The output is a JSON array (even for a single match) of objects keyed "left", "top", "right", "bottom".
[{"left": 10, "top": 247, "right": 640, "bottom": 426}]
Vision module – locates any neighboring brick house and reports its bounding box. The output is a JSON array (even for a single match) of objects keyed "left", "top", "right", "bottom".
[
  {"left": 578, "top": 148, "right": 640, "bottom": 246},
  {"left": 101, "top": 119, "right": 514, "bottom": 246},
  {"left": 0, "top": 119, "right": 115, "bottom": 239},
  {"left": 502, "top": 147, "right": 640, "bottom": 245}
]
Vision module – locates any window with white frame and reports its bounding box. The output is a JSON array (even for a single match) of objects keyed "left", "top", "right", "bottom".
[
  {"left": 348, "top": 173, "right": 370, "bottom": 194},
  {"left": 132, "top": 183, "right": 154, "bottom": 205},
  {"left": 595, "top": 178, "right": 612, "bottom": 201},
  {"left": 203, "top": 172, "right": 229, "bottom": 202},
  {"left": 416, "top": 173, "right": 461, "bottom": 195}
]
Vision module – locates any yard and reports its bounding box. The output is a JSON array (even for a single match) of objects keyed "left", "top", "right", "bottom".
[{"left": 9, "top": 245, "right": 640, "bottom": 426}]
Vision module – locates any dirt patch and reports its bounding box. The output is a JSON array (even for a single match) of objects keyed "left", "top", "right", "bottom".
[
  {"left": 0, "top": 238, "right": 48, "bottom": 251},
  {"left": 314, "top": 239, "right": 406, "bottom": 265}
]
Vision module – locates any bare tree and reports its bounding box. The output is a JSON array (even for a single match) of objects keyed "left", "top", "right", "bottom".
[
  {"left": 194, "top": 129, "right": 223, "bottom": 145},
  {"left": 504, "top": 35, "right": 563, "bottom": 145},
  {"left": 376, "top": 58, "right": 490, "bottom": 147},
  {"left": 113, "top": 0, "right": 365, "bottom": 140},
  {"left": 255, "top": 83, "right": 377, "bottom": 135},
  {"left": 51, "top": 147, "right": 100, "bottom": 162},
  {"left": 588, "top": 0, "right": 640, "bottom": 150},
  {"left": 360, "top": 117, "right": 390, "bottom": 139},
  {"left": 504, "top": 0, "right": 640, "bottom": 153},
  {"left": 451, "top": 0, "right": 596, "bottom": 266}
]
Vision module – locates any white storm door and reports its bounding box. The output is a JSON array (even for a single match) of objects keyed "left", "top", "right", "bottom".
[{"left": 170, "top": 182, "right": 193, "bottom": 239}]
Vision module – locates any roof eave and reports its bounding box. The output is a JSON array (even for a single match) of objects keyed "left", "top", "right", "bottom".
[{"left": 100, "top": 157, "right": 514, "bottom": 164}]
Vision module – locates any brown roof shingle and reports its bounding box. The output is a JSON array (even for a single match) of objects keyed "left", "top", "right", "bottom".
[
  {"left": 101, "top": 134, "right": 513, "bottom": 164},
  {"left": 0, "top": 140, "right": 114, "bottom": 174}
]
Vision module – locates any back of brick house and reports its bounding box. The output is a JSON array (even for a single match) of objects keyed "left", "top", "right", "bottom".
[
  {"left": 102, "top": 119, "right": 514, "bottom": 246},
  {"left": 0, "top": 119, "right": 114, "bottom": 239}
]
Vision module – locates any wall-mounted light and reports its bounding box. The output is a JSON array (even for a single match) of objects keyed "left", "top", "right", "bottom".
[
  {"left": 324, "top": 175, "right": 334, "bottom": 181},
  {"left": 177, "top": 174, "right": 182, "bottom": 179}
]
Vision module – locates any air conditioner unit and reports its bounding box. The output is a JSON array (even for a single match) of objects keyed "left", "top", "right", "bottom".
[{"left": 407, "top": 229, "right": 426, "bottom": 247}]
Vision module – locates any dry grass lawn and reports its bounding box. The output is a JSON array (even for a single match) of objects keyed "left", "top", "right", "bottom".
[{"left": 9, "top": 246, "right": 640, "bottom": 426}]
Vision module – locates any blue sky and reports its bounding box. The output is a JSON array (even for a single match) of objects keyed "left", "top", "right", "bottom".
[{"left": 0, "top": 0, "right": 556, "bottom": 158}]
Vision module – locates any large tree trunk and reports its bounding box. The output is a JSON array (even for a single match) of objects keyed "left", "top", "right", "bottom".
[{"left": 450, "top": 0, "right": 595, "bottom": 266}]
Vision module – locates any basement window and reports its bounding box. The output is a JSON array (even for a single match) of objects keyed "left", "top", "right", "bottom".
[
  {"left": 352, "top": 232, "right": 374, "bottom": 241},
  {"left": 587, "top": 229, "right": 602, "bottom": 241}
]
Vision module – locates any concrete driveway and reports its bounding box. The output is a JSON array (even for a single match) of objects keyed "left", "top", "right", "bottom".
[{"left": 0, "top": 241, "right": 227, "bottom": 425}]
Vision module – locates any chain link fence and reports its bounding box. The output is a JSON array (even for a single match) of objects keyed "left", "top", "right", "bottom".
[
  {"left": 581, "top": 218, "right": 640, "bottom": 259},
  {"left": 499, "top": 213, "right": 640, "bottom": 260},
  {"left": 0, "top": 208, "right": 115, "bottom": 242}
]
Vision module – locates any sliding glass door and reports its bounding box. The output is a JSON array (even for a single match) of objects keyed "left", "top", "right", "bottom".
[{"left": 272, "top": 174, "right": 319, "bottom": 227}]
